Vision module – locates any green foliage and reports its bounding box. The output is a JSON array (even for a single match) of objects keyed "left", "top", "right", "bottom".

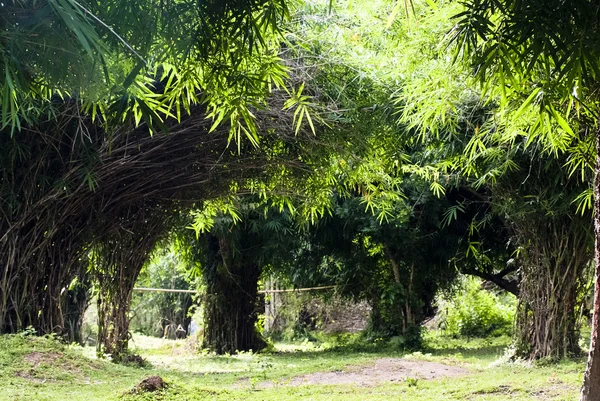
[
  {"left": 1, "top": 0, "right": 291, "bottom": 138},
  {"left": 264, "top": 291, "right": 364, "bottom": 344},
  {"left": 437, "top": 277, "right": 516, "bottom": 338},
  {"left": 402, "top": 325, "right": 424, "bottom": 351},
  {"left": 447, "top": 0, "right": 599, "bottom": 196},
  {"left": 265, "top": 293, "right": 323, "bottom": 343},
  {"left": 278, "top": 184, "right": 461, "bottom": 341},
  {"left": 0, "top": 0, "right": 304, "bottom": 342},
  {"left": 381, "top": 1, "right": 593, "bottom": 363}
]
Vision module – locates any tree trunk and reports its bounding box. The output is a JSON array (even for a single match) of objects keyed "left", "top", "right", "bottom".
[
  {"left": 96, "top": 266, "right": 139, "bottom": 360},
  {"left": 63, "top": 273, "right": 92, "bottom": 344},
  {"left": 94, "top": 218, "right": 162, "bottom": 361},
  {"left": 405, "top": 263, "right": 414, "bottom": 327},
  {"left": 385, "top": 246, "right": 406, "bottom": 332},
  {"left": 580, "top": 131, "right": 600, "bottom": 400},
  {"left": 202, "top": 236, "right": 266, "bottom": 354},
  {"left": 368, "top": 286, "right": 385, "bottom": 334},
  {"left": 264, "top": 277, "right": 273, "bottom": 333},
  {"left": 376, "top": 248, "right": 426, "bottom": 338},
  {"left": 462, "top": 266, "right": 520, "bottom": 296},
  {"left": 514, "top": 218, "right": 589, "bottom": 360}
]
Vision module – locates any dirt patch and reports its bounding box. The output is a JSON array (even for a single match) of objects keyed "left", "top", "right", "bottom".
[
  {"left": 14, "top": 370, "right": 50, "bottom": 383},
  {"left": 24, "top": 351, "right": 62, "bottom": 368},
  {"left": 289, "top": 358, "right": 467, "bottom": 386},
  {"left": 251, "top": 358, "right": 467, "bottom": 388},
  {"left": 19, "top": 350, "right": 96, "bottom": 383},
  {"left": 530, "top": 383, "right": 577, "bottom": 400}
]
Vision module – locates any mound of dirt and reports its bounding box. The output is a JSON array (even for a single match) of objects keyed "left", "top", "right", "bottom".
[
  {"left": 263, "top": 358, "right": 468, "bottom": 387},
  {"left": 15, "top": 351, "right": 67, "bottom": 383},
  {"left": 24, "top": 351, "right": 62, "bottom": 367},
  {"left": 132, "top": 376, "right": 167, "bottom": 393}
]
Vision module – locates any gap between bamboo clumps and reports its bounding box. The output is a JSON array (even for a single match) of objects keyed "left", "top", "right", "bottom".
[{"left": 133, "top": 285, "right": 336, "bottom": 294}]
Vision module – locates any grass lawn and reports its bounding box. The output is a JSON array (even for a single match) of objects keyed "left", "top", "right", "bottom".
[{"left": 0, "top": 332, "right": 585, "bottom": 400}]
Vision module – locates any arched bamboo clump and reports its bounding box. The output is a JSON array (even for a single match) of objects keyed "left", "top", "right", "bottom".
[{"left": 0, "top": 92, "right": 312, "bottom": 350}]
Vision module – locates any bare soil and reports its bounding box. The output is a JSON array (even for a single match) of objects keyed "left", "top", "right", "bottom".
[
  {"left": 18, "top": 350, "right": 103, "bottom": 384},
  {"left": 250, "top": 357, "right": 468, "bottom": 388},
  {"left": 14, "top": 352, "right": 64, "bottom": 384},
  {"left": 24, "top": 351, "right": 62, "bottom": 367}
]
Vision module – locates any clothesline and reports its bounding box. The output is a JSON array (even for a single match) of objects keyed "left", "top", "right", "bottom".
[{"left": 133, "top": 285, "right": 336, "bottom": 295}]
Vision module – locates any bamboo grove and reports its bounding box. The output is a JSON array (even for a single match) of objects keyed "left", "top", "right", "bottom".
[{"left": 3, "top": 1, "right": 600, "bottom": 399}]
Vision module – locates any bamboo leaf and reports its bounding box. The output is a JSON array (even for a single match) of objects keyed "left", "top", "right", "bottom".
[{"left": 513, "top": 87, "right": 541, "bottom": 120}]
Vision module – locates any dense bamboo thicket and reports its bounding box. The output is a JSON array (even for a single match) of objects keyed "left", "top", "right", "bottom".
[
  {"left": 0, "top": 93, "right": 308, "bottom": 350},
  {"left": 515, "top": 216, "right": 592, "bottom": 360}
]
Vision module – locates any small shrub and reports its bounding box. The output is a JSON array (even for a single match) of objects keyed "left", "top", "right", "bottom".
[
  {"left": 403, "top": 324, "right": 423, "bottom": 350},
  {"left": 437, "top": 277, "right": 516, "bottom": 338},
  {"left": 388, "top": 336, "right": 405, "bottom": 349},
  {"left": 405, "top": 377, "right": 419, "bottom": 387}
]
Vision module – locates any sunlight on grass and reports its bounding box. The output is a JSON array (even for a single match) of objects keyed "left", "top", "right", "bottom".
[{"left": 0, "top": 331, "right": 586, "bottom": 401}]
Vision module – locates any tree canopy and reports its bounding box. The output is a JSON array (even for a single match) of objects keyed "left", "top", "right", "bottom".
[
  {"left": 1, "top": 0, "right": 290, "bottom": 141},
  {"left": 3, "top": 0, "right": 600, "bottom": 398}
]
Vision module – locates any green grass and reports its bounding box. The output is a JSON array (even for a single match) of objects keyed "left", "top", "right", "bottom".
[{"left": 0, "top": 331, "right": 585, "bottom": 400}]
